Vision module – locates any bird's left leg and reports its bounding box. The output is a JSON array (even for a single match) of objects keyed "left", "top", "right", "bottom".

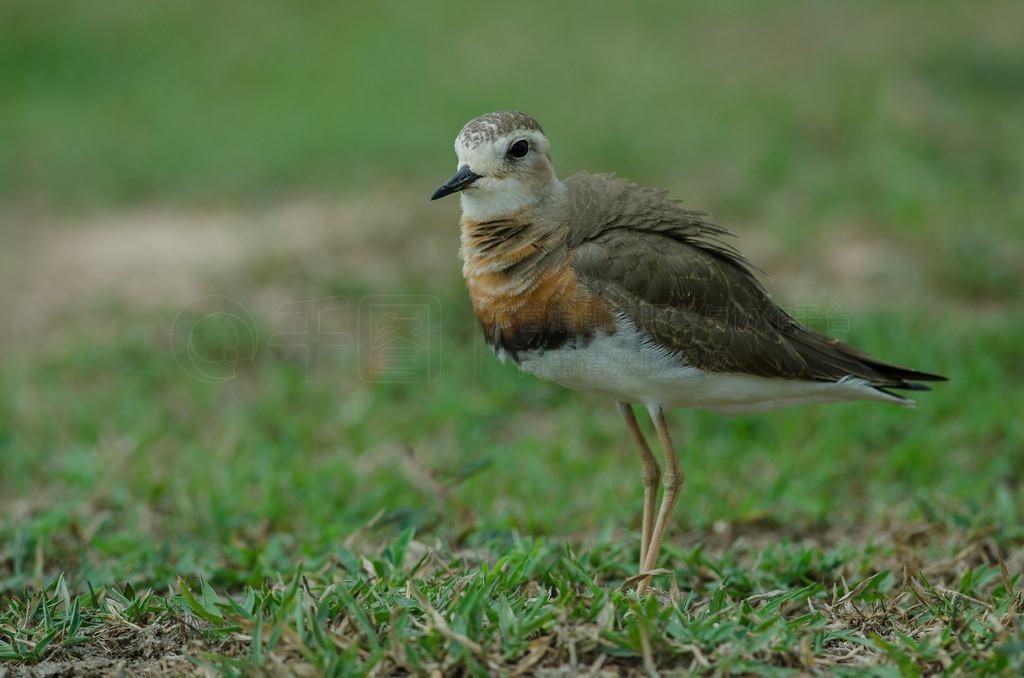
[{"left": 639, "top": 404, "right": 685, "bottom": 586}]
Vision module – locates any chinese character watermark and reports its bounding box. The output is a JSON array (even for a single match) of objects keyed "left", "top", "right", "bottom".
[
  {"left": 170, "top": 295, "right": 441, "bottom": 384},
  {"left": 358, "top": 296, "right": 441, "bottom": 383}
]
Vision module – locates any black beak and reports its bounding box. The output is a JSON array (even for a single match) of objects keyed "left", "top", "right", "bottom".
[{"left": 431, "top": 165, "right": 482, "bottom": 201}]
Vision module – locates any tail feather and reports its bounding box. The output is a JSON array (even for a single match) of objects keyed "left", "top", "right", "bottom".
[{"left": 862, "top": 358, "right": 948, "bottom": 393}]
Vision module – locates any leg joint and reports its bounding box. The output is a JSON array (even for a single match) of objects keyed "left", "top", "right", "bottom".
[
  {"left": 662, "top": 465, "right": 684, "bottom": 492},
  {"left": 641, "top": 464, "right": 661, "bottom": 487}
]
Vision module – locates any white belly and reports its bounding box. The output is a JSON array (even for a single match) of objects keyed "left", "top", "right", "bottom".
[{"left": 511, "top": 320, "right": 911, "bottom": 417}]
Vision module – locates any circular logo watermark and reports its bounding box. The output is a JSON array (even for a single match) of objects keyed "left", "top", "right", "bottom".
[{"left": 170, "top": 296, "right": 259, "bottom": 383}]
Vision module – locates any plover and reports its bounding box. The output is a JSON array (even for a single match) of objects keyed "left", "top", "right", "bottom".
[{"left": 431, "top": 111, "right": 946, "bottom": 592}]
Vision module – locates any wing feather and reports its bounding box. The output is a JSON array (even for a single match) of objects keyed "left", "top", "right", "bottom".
[{"left": 564, "top": 173, "right": 945, "bottom": 390}]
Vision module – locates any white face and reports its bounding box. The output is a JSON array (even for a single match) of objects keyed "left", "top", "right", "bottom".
[{"left": 454, "top": 127, "right": 560, "bottom": 221}]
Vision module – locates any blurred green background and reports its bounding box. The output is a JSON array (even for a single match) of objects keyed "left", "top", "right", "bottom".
[
  {"left": 5, "top": 0, "right": 1021, "bottom": 220},
  {"left": 1, "top": 0, "right": 1022, "bottom": 592}
]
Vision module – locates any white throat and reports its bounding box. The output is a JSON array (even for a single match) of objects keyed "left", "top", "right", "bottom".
[{"left": 458, "top": 181, "right": 541, "bottom": 221}]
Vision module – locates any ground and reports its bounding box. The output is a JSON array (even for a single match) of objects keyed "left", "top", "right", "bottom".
[
  {"left": 2, "top": 197, "right": 1022, "bottom": 675},
  {"left": 3, "top": 1, "right": 1023, "bottom": 674}
]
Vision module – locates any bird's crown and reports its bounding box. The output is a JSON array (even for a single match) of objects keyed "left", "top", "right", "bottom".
[{"left": 456, "top": 111, "right": 544, "bottom": 151}]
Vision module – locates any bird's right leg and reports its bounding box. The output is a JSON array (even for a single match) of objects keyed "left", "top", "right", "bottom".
[
  {"left": 617, "top": 401, "right": 660, "bottom": 575},
  {"left": 640, "top": 404, "right": 684, "bottom": 585}
]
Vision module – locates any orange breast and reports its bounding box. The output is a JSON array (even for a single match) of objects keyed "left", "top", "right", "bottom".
[{"left": 463, "top": 248, "right": 616, "bottom": 359}]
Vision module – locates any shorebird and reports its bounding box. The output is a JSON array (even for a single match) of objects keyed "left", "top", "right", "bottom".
[{"left": 431, "top": 111, "right": 945, "bottom": 592}]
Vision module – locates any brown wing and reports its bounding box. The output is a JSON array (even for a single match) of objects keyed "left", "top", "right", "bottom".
[{"left": 565, "top": 174, "right": 946, "bottom": 390}]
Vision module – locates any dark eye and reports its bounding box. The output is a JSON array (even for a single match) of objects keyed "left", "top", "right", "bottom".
[{"left": 508, "top": 139, "right": 529, "bottom": 159}]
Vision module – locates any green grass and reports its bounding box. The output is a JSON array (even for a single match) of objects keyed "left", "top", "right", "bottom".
[
  {"left": 2, "top": 0, "right": 1024, "bottom": 674},
  {"left": 4, "top": 540, "right": 1024, "bottom": 674}
]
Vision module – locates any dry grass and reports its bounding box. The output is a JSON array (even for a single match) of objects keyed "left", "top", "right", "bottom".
[{"left": 3, "top": 521, "right": 1021, "bottom": 676}]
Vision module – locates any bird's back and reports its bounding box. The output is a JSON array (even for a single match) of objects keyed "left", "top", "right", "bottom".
[{"left": 559, "top": 173, "right": 944, "bottom": 402}]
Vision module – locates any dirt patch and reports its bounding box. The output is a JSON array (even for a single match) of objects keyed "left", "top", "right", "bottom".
[
  {"left": 0, "top": 191, "right": 458, "bottom": 353},
  {"left": 0, "top": 622, "right": 205, "bottom": 678},
  {"left": 0, "top": 194, "right": 939, "bottom": 357},
  {"left": 736, "top": 226, "right": 925, "bottom": 311}
]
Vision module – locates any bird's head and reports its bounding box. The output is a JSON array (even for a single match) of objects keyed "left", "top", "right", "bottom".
[{"left": 431, "top": 111, "right": 560, "bottom": 220}]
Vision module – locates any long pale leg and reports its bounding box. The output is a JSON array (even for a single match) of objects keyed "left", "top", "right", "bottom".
[
  {"left": 639, "top": 404, "right": 685, "bottom": 589},
  {"left": 616, "top": 402, "right": 660, "bottom": 573}
]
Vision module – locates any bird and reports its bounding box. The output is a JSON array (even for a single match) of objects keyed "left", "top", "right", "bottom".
[{"left": 430, "top": 111, "right": 946, "bottom": 593}]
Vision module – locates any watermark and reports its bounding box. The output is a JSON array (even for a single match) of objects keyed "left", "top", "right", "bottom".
[
  {"left": 824, "top": 303, "right": 851, "bottom": 334},
  {"left": 170, "top": 295, "right": 441, "bottom": 384},
  {"left": 169, "top": 296, "right": 853, "bottom": 384},
  {"left": 781, "top": 302, "right": 851, "bottom": 334},
  {"left": 170, "top": 296, "right": 259, "bottom": 383},
  {"left": 357, "top": 295, "right": 441, "bottom": 383},
  {"left": 268, "top": 296, "right": 354, "bottom": 383}
]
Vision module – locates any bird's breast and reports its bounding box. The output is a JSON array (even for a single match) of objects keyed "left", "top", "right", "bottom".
[{"left": 460, "top": 216, "right": 615, "bottom": 363}]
